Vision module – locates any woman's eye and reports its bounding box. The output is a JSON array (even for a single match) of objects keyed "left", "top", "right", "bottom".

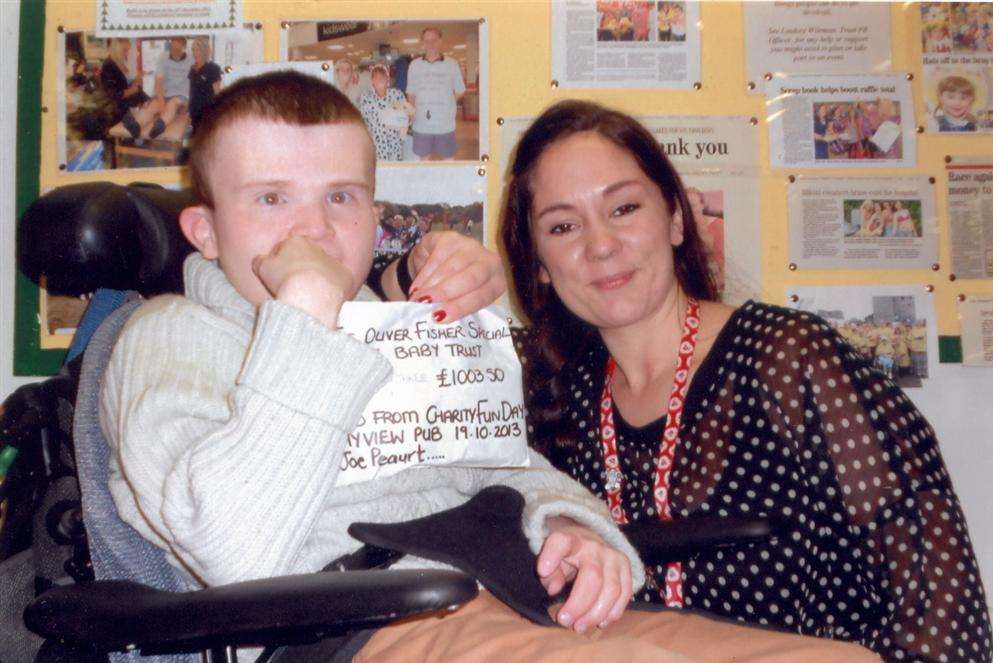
[
  {"left": 611, "top": 202, "right": 640, "bottom": 217},
  {"left": 329, "top": 191, "right": 353, "bottom": 204},
  {"left": 257, "top": 192, "right": 281, "bottom": 206},
  {"left": 549, "top": 222, "right": 575, "bottom": 235}
]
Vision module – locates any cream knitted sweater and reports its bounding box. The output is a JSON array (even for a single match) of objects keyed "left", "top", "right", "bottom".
[{"left": 101, "top": 254, "right": 645, "bottom": 591}]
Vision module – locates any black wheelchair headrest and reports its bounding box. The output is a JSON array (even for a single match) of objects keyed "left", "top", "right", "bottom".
[{"left": 17, "top": 182, "right": 196, "bottom": 297}]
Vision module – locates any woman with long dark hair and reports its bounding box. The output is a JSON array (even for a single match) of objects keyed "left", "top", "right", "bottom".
[{"left": 501, "top": 100, "right": 991, "bottom": 663}]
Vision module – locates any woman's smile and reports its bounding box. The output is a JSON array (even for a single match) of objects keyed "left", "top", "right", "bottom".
[{"left": 591, "top": 270, "right": 635, "bottom": 291}]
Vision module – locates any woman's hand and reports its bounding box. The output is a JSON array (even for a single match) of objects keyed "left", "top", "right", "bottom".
[
  {"left": 536, "top": 517, "right": 633, "bottom": 633},
  {"left": 387, "top": 231, "right": 505, "bottom": 323}
]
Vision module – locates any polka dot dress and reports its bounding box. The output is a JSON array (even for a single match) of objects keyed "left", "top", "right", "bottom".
[
  {"left": 358, "top": 87, "right": 408, "bottom": 162},
  {"left": 518, "top": 301, "right": 992, "bottom": 663}
]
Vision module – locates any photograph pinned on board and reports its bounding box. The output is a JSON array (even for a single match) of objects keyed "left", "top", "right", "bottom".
[
  {"left": 921, "top": 3, "right": 993, "bottom": 132},
  {"left": 921, "top": 2, "right": 993, "bottom": 54},
  {"left": 812, "top": 99, "right": 904, "bottom": 161},
  {"left": 373, "top": 165, "right": 486, "bottom": 258},
  {"left": 58, "top": 26, "right": 263, "bottom": 171},
  {"left": 842, "top": 199, "right": 923, "bottom": 239},
  {"left": 595, "top": 1, "right": 651, "bottom": 42},
  {"left": 657, "top": 2, "right": 688, "bottom": 42},
  {"left": 790, "top": 289, "right": 933, "bottom": 389},
  {"left": 283, "top": 19, "right": 487, "bottom": 162}
]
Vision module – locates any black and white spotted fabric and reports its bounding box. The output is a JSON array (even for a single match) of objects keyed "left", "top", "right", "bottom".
[
  {"left": 518, "top": 301, "right": 992, "bottom": 663},
  {"left": 358, "top": 88, "right": 407, "bottom": 162}
]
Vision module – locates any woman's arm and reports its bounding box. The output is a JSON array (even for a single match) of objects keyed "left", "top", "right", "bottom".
[
  {"left": 768, "top": 313, "right": 992, "bottom": 663},
  {"left": 373, "top": 232, "right": 506, "bottom": 322}
]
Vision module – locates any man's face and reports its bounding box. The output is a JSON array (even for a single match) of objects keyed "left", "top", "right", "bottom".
[
  {"left": 186, "top": 118, "right": 377, "bottom": 306},
  {"left": 170, "top": 39, "right": 187, "bottom": 59},
  {"left": 422, "top": 29, "right": 443, "bottom": 58}
]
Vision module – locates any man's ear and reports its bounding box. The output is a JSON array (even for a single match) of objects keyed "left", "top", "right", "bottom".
[
  {"left": 670, "top": 206, "right": 685, "bottom": 247},
  {"left": 179, "top": 206, "right": 218, "bottom": 259}
]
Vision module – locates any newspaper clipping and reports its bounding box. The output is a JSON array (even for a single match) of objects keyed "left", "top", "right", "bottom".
[
  {"left": 947, "top": 157, "right": 993, "bottom": 279},
  {"left": 788, "top": 285, "right": 936, "bottom": 389},
  {"left": 767, "top": 74, "right": 916, "bottom": 168},
  {"left": 788, "top": 176, "right": 938, "bottom": 269},
  {"left": 744, "top": 1, "right": 892, "bottom": 94},
  {"left": 551, "top": 1, "right": 701, "bottom": 88},
  {"left": 921, "top": 2, "right": 993, "bottom": 133},
  {"left": 95, "top": 0, "right": 244, "bottom": 38},
  {"left": 501, "top": 115, "right": 761, "bottom": 304},
  {"left": 959, "top": 296, "right": 993, "bottom": 367}
]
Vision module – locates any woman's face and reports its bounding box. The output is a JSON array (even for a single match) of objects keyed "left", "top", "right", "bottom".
[
  {"left": 529, "top": 131, "right": 684, "bottom": 332},
  {"left": 372, "top": 69, "right": 389, "bottom": 94},
  {"left": 334, "top": 62, "right": 353, "bottom": 86}
]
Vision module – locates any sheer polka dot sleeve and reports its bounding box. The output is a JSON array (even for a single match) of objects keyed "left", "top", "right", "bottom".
[
  {"left": 768, "top": 312, "right": 992, "bottom": 663},
  {"left": 366, "top": 253, "right": 396, "bottom": 300}
]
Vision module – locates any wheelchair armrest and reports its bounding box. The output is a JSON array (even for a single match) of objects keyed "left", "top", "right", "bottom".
[
  {"left": 621, "top": 517, "right": 774, "bottom": 567},
  {"left": 24, "top": 568, "right": 478, "bottom": 656},
  {"left": 0, "top": 362, "right": 79, "bottom": 448}
]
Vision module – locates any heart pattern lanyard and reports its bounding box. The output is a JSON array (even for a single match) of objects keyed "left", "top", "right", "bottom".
[{"left": 598, "top": 297, "right": 700, "bottom": 607}]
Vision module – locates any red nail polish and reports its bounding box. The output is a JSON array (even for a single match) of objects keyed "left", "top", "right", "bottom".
[
  {"left": 432, "top": 310, "right": 447, "bottom": 323},
  {"left": 416, "top": 295, "right": 433, "bottom": 304}
]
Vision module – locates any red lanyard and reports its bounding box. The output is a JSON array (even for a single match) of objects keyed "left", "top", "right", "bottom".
[{"left": 598, "top": 297, "right": 701, "bottom": 607}]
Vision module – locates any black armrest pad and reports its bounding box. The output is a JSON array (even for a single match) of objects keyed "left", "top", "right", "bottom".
[
  {"left": 349, "top": 485, "right": 556, "bottom": 626},
  {"left": 24, "top": 569, "right": 477, "bottom": 655},
  {"left": 621, "top": 517, "right": 774, "bottom": 567}
]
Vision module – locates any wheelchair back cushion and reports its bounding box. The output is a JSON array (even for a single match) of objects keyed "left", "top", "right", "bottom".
[{"left": 73, "top": 292, "right": 192, "bottom": 663}]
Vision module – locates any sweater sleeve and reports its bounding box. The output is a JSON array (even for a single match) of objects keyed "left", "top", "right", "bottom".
[
  {"left": 503, "top": 328, "right": 646, "bottom": 588},
  {"left": 101, "top": 296, "right": 392, "bottom": 587}
]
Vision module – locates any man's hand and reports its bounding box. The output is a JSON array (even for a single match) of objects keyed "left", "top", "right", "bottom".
[
  {"left": 252, "top": 237, "right": 352, "bottom": 330},
  {"left": 536, "top": 517, "right": 633, "bottom": 634},
  {"left": 399, "top": 231, "right": 505, "bottom": 323}
]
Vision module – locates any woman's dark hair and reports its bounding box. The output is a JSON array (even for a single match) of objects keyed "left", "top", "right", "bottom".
[{"left": 499, "top": 99, "right": 717, "bottom": 456}]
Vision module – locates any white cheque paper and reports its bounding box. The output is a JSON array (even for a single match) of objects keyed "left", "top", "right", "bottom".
[{"left": 334, "top": 303, "right": 529, "bottom": 486}]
